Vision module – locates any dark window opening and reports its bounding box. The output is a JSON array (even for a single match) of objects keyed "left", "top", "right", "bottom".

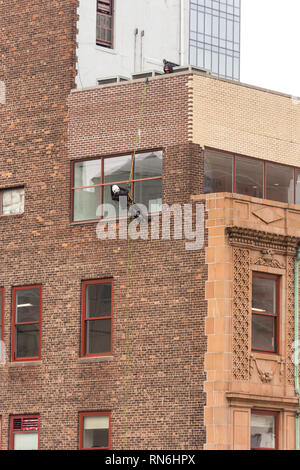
[
  {"left": 12, "top": 286, "right": 42, "bottom": 362},
  {"left": 252, "top": 273, "right": 279, "bottom": 354},
  {"left": 96, "top": 0, "right": 113, "bottom": 48}
]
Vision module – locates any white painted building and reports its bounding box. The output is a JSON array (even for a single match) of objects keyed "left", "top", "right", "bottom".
[
  {"left": 76, "top": 0, "right": 190, "bottom": 88},
  {"left": 76, "top": 0, "right": 240, "bottom": 88}
]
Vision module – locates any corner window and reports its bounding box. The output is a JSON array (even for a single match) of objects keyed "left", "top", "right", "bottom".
[
  {"left": 252, "top": 273, "right": 279, "bottom": 353},
  {"left": 79, "top": 412, "right": 110, "bottom": 450},
  {"left": 235, "top": 156, "right": 264, "bottom": 199},
  {"left": 81, "top": 279, "right": 113, "bottom": 357},
  {"left": 204, "top": 150, "right": 233, "bottom": 193},
  {"left": 0, "top": 187, "right": 24, "bottom": 216},
  {"left": 251, "top": 411, "right": 278, "bottom": 450},
  {"left": 266, "top": 162, "right": 294, "bottom": 204},
  {"left": 204, "top": 148, "right": 300, "bottom": 206},
  {"left": 10, "top": 415, "right": 39, "bottom": 450},
  {"left": 12, "top": 286, "right": 42, "bottom": 362},
  {"left": 96, "top": 0, "right": 113, "bottom": 48},
  {"left": 72, "top": 151, "right": 162, "bottom": 222}
]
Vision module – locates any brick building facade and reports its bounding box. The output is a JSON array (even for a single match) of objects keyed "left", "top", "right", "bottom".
[{"left": 0, "top": 1, "right": 300, "bottom": 450}]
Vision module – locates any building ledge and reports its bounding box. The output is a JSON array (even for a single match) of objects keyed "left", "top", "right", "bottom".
[
  {"left": 78, "top": 356, "right": 114, "bottom": 364},
  {"left": 226, "top": 392, "right": 299, "bottom": 411},
  {"left": 8, "top": 361, "right": 42, "bottom": 367}
]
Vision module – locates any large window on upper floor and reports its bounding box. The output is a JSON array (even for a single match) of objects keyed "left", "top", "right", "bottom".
[
  {"left": 72, "top": 151, "right": 163, "bottom": 222},
  {"left": 204, "top": 149, "right": 300, "bottom": 205},
  {"left": 96, "top": 0, "right": 113, "bottom": 48}
]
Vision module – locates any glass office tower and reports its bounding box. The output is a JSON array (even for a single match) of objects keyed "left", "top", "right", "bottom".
[{"left": 190, "top": 0, "right": 240, "bottom": 80}]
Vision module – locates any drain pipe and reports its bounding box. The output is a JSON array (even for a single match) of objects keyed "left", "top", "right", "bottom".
[{"left": 294, "top": 245, "right": 300, "bottom": 449}]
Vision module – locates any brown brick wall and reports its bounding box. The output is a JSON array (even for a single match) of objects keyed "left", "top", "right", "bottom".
[{"left": 0, "top": 5, "right": 208, "bottom": 449}]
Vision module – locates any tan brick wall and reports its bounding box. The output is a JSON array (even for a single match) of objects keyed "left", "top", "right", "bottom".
[{"left": 191, "top": 74, "right": 300, "bottom": 166}]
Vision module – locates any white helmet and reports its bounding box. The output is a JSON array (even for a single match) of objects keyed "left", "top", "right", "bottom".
[{"left": 112, "top": 185, "right": 120, "bottom": 195}]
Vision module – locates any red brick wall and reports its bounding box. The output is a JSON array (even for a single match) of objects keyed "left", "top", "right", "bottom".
[{"left": 0, "top": 1, "right": 207, "bottom": 449}]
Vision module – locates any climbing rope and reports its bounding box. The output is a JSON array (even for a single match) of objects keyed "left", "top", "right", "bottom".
[{"left": 124, "top": 78, "right": 149, "bottom": 449}]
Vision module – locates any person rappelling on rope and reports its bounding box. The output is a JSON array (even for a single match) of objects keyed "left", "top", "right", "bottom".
[{"left": 110, "top": 184, "right": 150, "bottom": 222}]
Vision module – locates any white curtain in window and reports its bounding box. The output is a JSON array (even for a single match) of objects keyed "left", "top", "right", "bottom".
[
  {"left": 84, "top": 415, "right": 109, "bottom": 430},
  {"left": 14, "top": 432, "right": 38, "bottom": 450}
]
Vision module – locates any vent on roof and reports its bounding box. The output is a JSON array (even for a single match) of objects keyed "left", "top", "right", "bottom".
[
  {"left": 131, "top": 71, "right": 162, "bottom": 80},
  {"left": 97, "top": 76, "right": 130, "bottom": 86}
]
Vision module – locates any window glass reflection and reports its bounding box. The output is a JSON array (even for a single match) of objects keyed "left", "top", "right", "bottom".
[
  {"left": 204, "top": 151, "right": 233, "bottom": 193},
  {"left": 236, "top": 157, "right": 264, "bottom": 198},
  {"left": 266, "top": 163, "right": 294, "bottom": 204}
]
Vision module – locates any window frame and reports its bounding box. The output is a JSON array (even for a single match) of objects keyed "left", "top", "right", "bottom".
[
  {"left": 10, "top": 415, "right": 40, "bottom": 450},
  {"left": 0, "top": 288, "right": 4, "bottom": 365},
  {"left": 251, "top": 410, "right": 279, "bottom": 450},
  {"left": 96, "top": 0, "right": 114, "bottom": 49},
  {"left": 71, "top": 151, "right": 163, "bottom": 223},
  {"left": 251, "top": 272, "right": 280, "bottom": 355},
  {"left": 79, "top": 411, "right": 111, "bottom": 450},
  {"left": 12, "top": 285, "right": 42, "bottom": 362},
  {"left": 204, "top": 147, "right": 300, "bottom": 205},
  {"left": 0, "top": 288, "right": 4, "bottom": 342},
  {"left": 81, "top": 279, "right": 113, "bottom": 358},
  {"left": 0, "top": 186, "right": 25, "bottom": 217}
]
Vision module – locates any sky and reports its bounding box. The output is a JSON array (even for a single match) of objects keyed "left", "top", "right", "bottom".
[{"left": 241, "top": 0, "right": 300, "bottom": 97}]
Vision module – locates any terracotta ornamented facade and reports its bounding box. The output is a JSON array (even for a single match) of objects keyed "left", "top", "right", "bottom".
[{"left": 232, "top": 247, "right": 250, "bottom": 381}]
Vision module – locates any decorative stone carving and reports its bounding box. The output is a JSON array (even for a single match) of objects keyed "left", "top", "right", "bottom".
[
  {"left": 254, "top": 249, "right": 285, "bottom": 269},
  {"left": 252, "top": 207, "right": 284, "bottom": 225},
  {"left": 232, "top": 248, "right": 250, "bottom": 381},
  {"left": 249, "top": 354, "right": 284, "bottom": 383},
  {"left": 287, "top": 256, "right": 295, "bottom": 385}
]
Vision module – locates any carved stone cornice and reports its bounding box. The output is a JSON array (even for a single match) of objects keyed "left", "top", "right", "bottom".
[{"left": 226, "top": 226, "right": 300, "bottom": 256}]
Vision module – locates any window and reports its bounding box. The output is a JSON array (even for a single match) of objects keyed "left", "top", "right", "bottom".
[
  {"left": 72, "top": 151, "right": 163, "bottom": 222},
  {"left": 12, "top": 286, "right": 42, "bottom": 362},
  {"left": 0, "top": 288, "right": 4, "bottom": 364},
  {"left": 204, "top": 148, "right": 300, "bottom": 205},
  {"left": 266, "top": 162, "right": 294, "bottom": 204},
  {"left": 79, "top": 412, "right": 110, "bottom": 450},
  {"left": 235, "top": 156, "right": 264, "bottom": 198},
  {"left": 0, "top": 187, "right": 24, "bottom": 216},
  {"left": 251, "top": 411, "right": 278, "bottom": 450},
  {"left": 204, "top": 150, "right": 233, "bottom": 193},
  {"left": 10, "top": 415, "right": 39, "bottom": 450},
  {"left": 0, "top": 288, "right": 3, "bottom": 342},
  {"left": 252, "top": 273, "right": 279, "bottom": 353},
  {"left": 81, "top": 279, "right": 113, "bottom": 357},
  {"left": 96, "top": 0, "right": 113, "bottom": 48}
]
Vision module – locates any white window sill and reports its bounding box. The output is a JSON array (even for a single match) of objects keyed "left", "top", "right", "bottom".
[
  {"left": 95, "top": 45, "right": 117, "bottom": 55},
  {"left": 78, "top": 356, "right": 113, "bottom": 363},
  {"left": 9, "top": 360, "right": 42, "bottom": 367}
]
